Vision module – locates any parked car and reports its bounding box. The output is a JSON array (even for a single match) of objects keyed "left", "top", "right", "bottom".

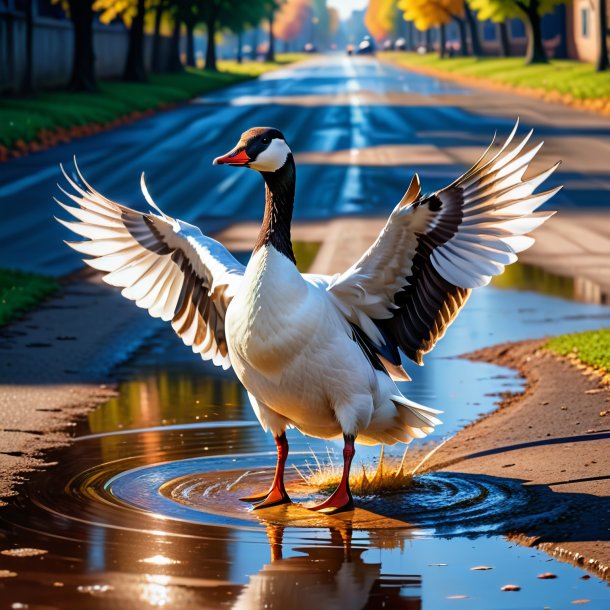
[{"left": 356, "top": 37, "right": 375, "bottom": 55}]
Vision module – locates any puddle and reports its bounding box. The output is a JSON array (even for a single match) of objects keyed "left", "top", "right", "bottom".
[{"left": 1, "top": 288, "right": 609, "bottom": 608}]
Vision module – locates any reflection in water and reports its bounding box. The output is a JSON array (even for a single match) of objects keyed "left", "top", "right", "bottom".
[{"left": 233, "top": 526, "right": 420, "bottom": 610}]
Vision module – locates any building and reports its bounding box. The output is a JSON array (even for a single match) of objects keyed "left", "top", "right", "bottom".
[{"left": 567, "top": 0, "right": 610, "bottom": 62}]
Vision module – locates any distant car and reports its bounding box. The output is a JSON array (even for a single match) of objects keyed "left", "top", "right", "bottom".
[
  {"left": 304, "top": 43, "right": 317, "bottom": 53},
  {"left": 395, "top": 38, "right": 406, "bottom": 51},
  {"left": 356, "top": 38, "right": 375, "bottom": 55},
  {"left": 346, "top": 44, "right": 354, "bottom": 56}
]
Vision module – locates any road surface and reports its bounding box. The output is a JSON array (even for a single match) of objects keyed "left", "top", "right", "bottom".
[{"left": 1, "top": 55, "right": 609, "bottom": 276}]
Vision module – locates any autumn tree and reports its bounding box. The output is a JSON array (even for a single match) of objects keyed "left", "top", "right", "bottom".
[
  {"left": 399, "top": 0, "right": 465, "bottom": 57},
  {"left": 469, "top": 0, "right": 566, "bottom": 64},
  {"left": 94, "top": 0, "right": 152, "bottom": 81},
  {"left": 365, "top": 0, "right": 396, "bottom": 42},
  {"left": 275, "top": 0, "right": 311, "bottom": 47}
]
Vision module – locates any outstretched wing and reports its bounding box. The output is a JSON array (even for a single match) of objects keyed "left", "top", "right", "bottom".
[
  {"left": 55, "top": 163, "right": 244, "bottom": 369},
  {"left": 327, "top": 121, "right": 560, "bottom": 369}
]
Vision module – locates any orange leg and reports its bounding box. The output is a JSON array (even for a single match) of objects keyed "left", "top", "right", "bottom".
[
  {"left": 240, "top": 433, "right": 291, "bottom": 509},
  {"left": 309, "top": 434, "right": 355, "bottom": 514}
]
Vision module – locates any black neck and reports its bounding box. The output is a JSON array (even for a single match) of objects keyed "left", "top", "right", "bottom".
[{"left": 254, "top": 154, "right": 296, "bottom": 264}]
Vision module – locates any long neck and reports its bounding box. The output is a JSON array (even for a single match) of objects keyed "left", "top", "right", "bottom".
[{"left": 254, "top": 154, "right": 296, "bottom": 264}]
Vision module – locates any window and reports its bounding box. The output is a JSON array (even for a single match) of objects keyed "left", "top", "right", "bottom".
[
  {"left": 581, "top": 7, "right": 590, "bottom": 38},
  {"left": 483, "top": 21, "right": 496, "bottom": 42},
  {"left": 511, "top": 19, "right": 526, "bottom": 38}
]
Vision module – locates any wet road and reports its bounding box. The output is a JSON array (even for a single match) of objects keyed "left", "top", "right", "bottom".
[{"left": 1, "top": 55, "right": 609, "bottom": 276}]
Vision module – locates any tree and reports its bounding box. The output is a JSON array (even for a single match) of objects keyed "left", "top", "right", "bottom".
[
  {"left": 497, "top": 20, "right": 511, "bottom": 56},
  {"left": 53, "top": 0, "right": 98, "bottom": 91},
  {"left": 94, "top": 0, "right": 154, "bottom": 81},
  {"left": 463, "top": 1, "right": 484, "bottom": 56},
  {"left": 597, "top": 0, "right": 609, "bottom": 71},
  {"left": 469, "top": 0, "right": 563, "bottom": 64},
  {"left": 201, "top": 0, "right": 271, "bottom": 69},
  {"left": 365, "top": 0, "right": 396, "bottom": 42},
  {"left": 151, "top": 0, "right": 167, "bottom": 73},
  {"left": 275, "top": 0, "right": 311, "bottom": 46},
  {"left": 399, "top": 0, "right": 464, "bottom": 57}
]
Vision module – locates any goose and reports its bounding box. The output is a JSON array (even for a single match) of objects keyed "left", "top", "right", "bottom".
[{"left": 56, "top": 120, "right": 559, "bottom": 514}]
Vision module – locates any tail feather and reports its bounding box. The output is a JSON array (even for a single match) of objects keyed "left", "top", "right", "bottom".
[{"left": 391, "top": 394, "right": 443, "bottom": 429}]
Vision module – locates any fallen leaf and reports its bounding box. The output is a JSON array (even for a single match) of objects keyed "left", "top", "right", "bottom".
[
  {"left": 538, "top": 572, "right": 557, "bottom": 579},
  {"left": 571, "top": 601, "right": 591, "bottom": 605},
  {"left": 447, "top": 595, "right": 468, "bottom": 599},
  {"left": 501, "top": 584, "right": 521, "bottom": 591},
  {"left": 470, "top": 565, "right": 493, "bottom": 570}
]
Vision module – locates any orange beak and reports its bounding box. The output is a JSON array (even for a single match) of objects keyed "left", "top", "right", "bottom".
[{"left": 213, "top": 148, "right": 251, "bottom": 166}]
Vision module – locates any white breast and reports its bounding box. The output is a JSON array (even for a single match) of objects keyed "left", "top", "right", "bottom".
[{"left": 226, "top": 245, "right": 312, "bottom": 376}]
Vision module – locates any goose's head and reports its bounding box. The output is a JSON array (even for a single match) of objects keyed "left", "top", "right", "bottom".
[{"left": 213, "top": 127, "right": 292, "bottom": 173}]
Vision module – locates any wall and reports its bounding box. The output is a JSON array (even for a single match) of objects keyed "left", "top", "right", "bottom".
[
  {"left": 0, "top": 8, "right": 173, "bottom": 92},
  {"left": 567, "top": 0, "right": 609, "bottom": 62}
]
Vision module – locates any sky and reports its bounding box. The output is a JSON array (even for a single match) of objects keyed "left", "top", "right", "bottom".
[{"left": 328, "top": 0, "right": 369, "bottom": 20}]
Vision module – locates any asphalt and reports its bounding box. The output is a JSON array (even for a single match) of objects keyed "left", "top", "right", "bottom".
[{"left": 1, "top": 55, "right": 609, "bottom": 277}]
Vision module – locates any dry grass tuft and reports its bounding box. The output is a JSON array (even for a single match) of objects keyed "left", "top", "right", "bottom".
[{"left": 294, "top": 439, "right": 447, "bottom": 496}]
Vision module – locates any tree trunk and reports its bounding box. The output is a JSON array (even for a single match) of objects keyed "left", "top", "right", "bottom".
[
  {"left": 186, "top": 22, "right": 196, "bottom": 67},
  {"left": 123, "top": 0, "right": 147, "bottom": 81},
  {"left": 250, "top": 27, "right": 259, "bottom": 59},
  {"left": 67, "top": 0, "right": 97, "bottom": 91},
  {"left": 424, "top": 28, "right": 431, "bottom": 53},
  {"left": 464, "top": 2, "right": 484, "bottom": 57},
  {"left": 265, "top": 11, "right": 275, "bottom": 62},
  {"left": 438, "top": 23, "right": 446, "bottom": 58},
  {"left": 168, "top": 16, "right": 183, "bottom": 72},
  {"left": 498, "top": 21, "right": 511, "bottom": 57},
  {"left": 520, "top": 1, "right": 548, "bottom": 64},
  {"left": 597, "top": 0, "right": 609, "bottom": 71},
  {"left": 151, "top": 1, "right": 164, "bottom": 73},
  {"left": 455, "top": 17, "right": 468, "bottom": 56},
  {"left": 205, "top": 6, "right": 218, "bottom": 71},
  {"left": 406, "top": 20, "right": 414, "bottom": 50},
  {"left": 22, "top": 0, "right": 34, "bottom": 93},
  {"left": 237, "top": 29, "right": 243, "bottom": 63}
]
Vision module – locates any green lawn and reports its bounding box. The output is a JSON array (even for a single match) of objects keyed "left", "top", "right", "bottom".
[
  {"left": 0, "top": 269, "right": 60, "bottom": 326},
  {"left": 0, "top": 54, "right": 309, "bottom": 149},
  {"left": 384, "top": 53, "right": 610, "bottom": 101},
  {"left": 546, "top": 329, "right": 610, "bottom": 374}
]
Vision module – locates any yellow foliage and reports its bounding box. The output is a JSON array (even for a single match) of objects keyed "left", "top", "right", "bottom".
[
  {"left": 365, "top": 0, "right": 396, "bottom": 41},
  {"left": 93, "top": 0, "right": 156, "bottom": 27},
  {"left": 399, "top": 0, "right": 464, "bottom": 31}
]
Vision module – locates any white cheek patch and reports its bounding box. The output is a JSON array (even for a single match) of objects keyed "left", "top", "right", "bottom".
[{"left": 250, "top": 139, "right": 291, "bottom": 172}]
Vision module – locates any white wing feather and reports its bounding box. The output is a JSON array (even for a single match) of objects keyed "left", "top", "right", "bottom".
[{"left": 56, "top": 162, "right": 244, "bottom": 369}]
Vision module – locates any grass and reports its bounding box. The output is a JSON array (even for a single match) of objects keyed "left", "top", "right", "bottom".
[
  {"left": 295, "top": 440, "right": 447, "bottom": 496},
  {"left": 546, "top": 329, "right": 610, "bottom": 376},
  {"left": 384, "top": 53, "right": 610, "bottom": 102},
  {"left": 0, "top": 269, "right": 60, "bottom": 326},
  {"left": 0, "top": 54, "right": 309, "bottom": 150},
  {"left": 293, "top": 241, "right": 321, "bottom": 273},
  {"left": 491, "top": 263, "right": 575, "bottom": 300}
]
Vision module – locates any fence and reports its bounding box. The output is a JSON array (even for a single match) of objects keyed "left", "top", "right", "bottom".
[{"left": 0, "top": 9, "right": 174, "bottom": 92}]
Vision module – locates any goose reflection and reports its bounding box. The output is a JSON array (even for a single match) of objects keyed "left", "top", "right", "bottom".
[{"left": 232, "top": 525, "right": 421, "bottom": 610}]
